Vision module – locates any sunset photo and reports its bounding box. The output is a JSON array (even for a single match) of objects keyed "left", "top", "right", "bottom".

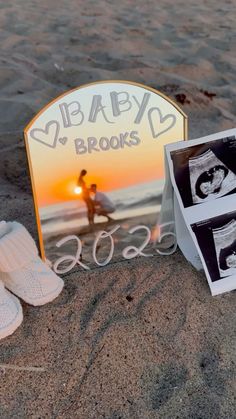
[{"left": 25, "top": 82, "right": 186, "bottom": 266}]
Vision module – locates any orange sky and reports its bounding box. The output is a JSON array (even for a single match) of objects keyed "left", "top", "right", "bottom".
[{"left": 26, "top": 83, "right": 186, "bottom": 207}]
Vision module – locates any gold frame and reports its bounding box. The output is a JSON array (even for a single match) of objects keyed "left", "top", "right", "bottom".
[{"left": 24, "top": 80, "right": 188, "bottom": 261}]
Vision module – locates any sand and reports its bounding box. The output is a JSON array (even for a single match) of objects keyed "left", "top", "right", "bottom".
[{"left": 0, "top": 0, "right": 236, "bottom": 417}]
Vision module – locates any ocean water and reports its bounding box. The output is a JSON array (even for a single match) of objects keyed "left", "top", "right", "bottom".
[{"left": 40, "top": 179, "right": 164, "bottom": 237}]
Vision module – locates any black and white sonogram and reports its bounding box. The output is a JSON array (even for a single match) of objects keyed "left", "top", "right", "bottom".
[
  {"left": 171, "top": 136, "right": 236, "bottom": 208},
  {"left": 191, "top": 213, "right": 236, "bottom": 282},
  {"left": 213, "top": 220, "right": 236, "bottom": 278},
  {"left": 189, "top": 149, "right": 236, "bottom": 204}
]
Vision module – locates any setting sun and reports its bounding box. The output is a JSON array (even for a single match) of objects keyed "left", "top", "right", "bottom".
[{"left": 74, "top": 186, "right": 82, "bottom": 195}]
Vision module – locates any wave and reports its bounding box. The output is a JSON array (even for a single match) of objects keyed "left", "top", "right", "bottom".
[
  {"left": 112, "top": 193, "right": 162, "bottom": 211},
  {"left": 40, "top": 179, "right": 164, "bottom": 230},
  {"left": 41, "top": 192, "right": 162, "bottom": 224}
]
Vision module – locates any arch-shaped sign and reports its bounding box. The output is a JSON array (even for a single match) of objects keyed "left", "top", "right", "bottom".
[{"left": 24, "top": 81, "right": 187, "bottom": 269}]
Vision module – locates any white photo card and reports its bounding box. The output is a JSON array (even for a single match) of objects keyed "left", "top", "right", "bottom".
[{"left": 165, "top": 128, "right": 236, "bottom": 295}]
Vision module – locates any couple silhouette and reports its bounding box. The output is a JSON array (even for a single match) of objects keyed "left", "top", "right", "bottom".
[{"left": 77, "top": 170, "right": 115, "bottom": 226}]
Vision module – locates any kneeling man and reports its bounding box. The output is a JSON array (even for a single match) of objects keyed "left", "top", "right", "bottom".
[{"left": 90, "top": 184, "right": 115, "bottom": 221}]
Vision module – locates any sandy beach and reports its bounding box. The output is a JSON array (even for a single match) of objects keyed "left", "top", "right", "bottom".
[{"left": 0, "top": 0, "right": 236, "bottom": 418}]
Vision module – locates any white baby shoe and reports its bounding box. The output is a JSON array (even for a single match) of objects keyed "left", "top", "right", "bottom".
[
  {"left": 0, "top": 221, "right": 64, "bottom": 306},
  {"left": 0, "top": 279, "right": 23, "bottom": 340}
]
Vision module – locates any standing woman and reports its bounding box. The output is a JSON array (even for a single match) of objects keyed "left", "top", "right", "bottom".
[{"left": 77, "top": 170, "right": 94, "bottom": 226}]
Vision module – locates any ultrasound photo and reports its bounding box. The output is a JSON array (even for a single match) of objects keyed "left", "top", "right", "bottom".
[
  {"left": 171, "top": 136, "right": 236, "bottom": 208},
  {"left": 191, "top": 213, "right": 236, "bottom": 282},
  {"left": 213, "top": 220, "right": 236, "bottom": 278}
]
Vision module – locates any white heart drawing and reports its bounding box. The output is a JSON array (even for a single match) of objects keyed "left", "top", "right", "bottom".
[
  {"left": 30, "top": 120, "right": 60, "bottom": 148},
  {"left": 148, "top": 107, "right": 176, "bottom": 139},
  {"left": 59, "top": 137, "right": 68, "bottom": 145}
]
